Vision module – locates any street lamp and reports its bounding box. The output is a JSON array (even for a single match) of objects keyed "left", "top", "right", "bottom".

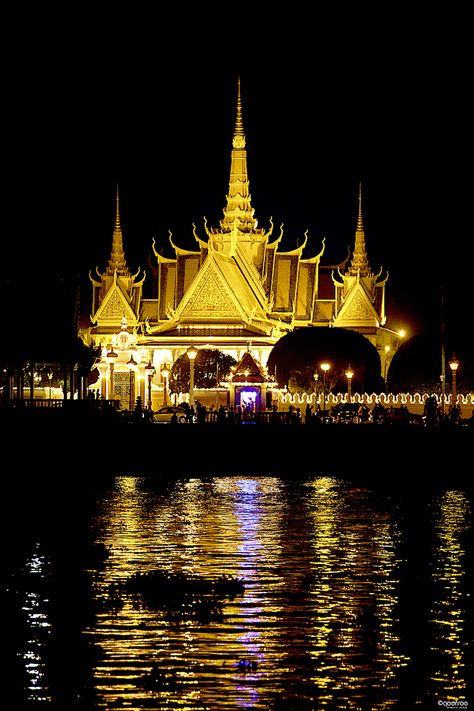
[
  {"left": 449, "top": 353, "right": 459, "bottom": 408},
  {"left": 215, "top": 361, "right": 220, "bottom": 410},
  {"left": 383, "top": 344, "right": 391, "bottom": 383},
  {"left": 313, "top": 372, "right": 319, "bottom": 411},
  {"left": 127, "top": 354, "right": 137, "bottom": 411},
  {"left": 345, "top": 365, "right": 354, "bottom": 401},
  {"left": 161, "top": 363, "right": 170, "bottom": 405},
  {"left": 47, "top": 370, "right": 53, "bottom": 400},
  {"left": 145, "top": 361, "right": 155, "bottom": 410},
  {"left": 186, "top": 345, "right": 198, "bottom": 408},
  {"left": 172, "top": 371, "right": 179, "bottom": 405},
  {"left": 320, "top": 362, "right": 330, "bottom": 421},
  {"left": 107, "top": 347, "right": 118, "bottom": 400}
]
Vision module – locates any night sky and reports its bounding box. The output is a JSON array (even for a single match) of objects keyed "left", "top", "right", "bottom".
[{"left": 2, "top": 14, "right": 472, "bottom": 357}]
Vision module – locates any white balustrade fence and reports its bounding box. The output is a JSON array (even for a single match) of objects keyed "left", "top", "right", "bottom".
[{"left": 278, "top": 391, "right": 474, "bottom": 419}]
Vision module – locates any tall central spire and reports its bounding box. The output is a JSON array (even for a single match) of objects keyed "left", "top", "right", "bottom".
[
  {"left": 233, "top": 76, "right": 245, "bottom": 146},
  {"left": 220, "top": 76, "right": 257, "bottom": 234},
  {"left": 106, "top": 185, "right": 130, "bottom": 276},
  {"left": 348, "top": 182, "right": 371, "bottom": 276}
]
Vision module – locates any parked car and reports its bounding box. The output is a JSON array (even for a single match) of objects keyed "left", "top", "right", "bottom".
[
  {"left": 153, "top": 405, "right": 189, "bottom": 423},
  {"left": 330, "top": 402, "right": 371, "bottom": 423},
  {"left": 385, "top": 406, "right": 424, "bottom": 425}
]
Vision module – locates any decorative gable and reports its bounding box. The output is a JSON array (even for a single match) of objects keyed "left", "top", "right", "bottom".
[
  {"left": 93, "top": 284, "right": 137, "bottom": 326},
  {"left": 231, "top": 351, "right": 266, "bottom": 383},
  {"left": 177, "top": 260, "right": 246, "bottom": 321},
  {"left": 334, "top": 284, "right": 380, "bottom": 327}
]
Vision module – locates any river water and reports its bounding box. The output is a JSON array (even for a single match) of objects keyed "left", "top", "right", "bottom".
[{"left": 5, "top": 473, "right": 473, "bottom": 710}]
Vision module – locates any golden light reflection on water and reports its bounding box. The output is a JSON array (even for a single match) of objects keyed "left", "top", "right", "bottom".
[
  {"left": 428, "top": 490, "right": 471, "bottom": 702},
  {"left": 80, "top": 475, "right": 473, "bottom": 710},
  {"left": 90, "top": 476, "right": 290, "bottom": 709},
  {"left": 303, "top": 477, "right": 409, "bottom": 708}
]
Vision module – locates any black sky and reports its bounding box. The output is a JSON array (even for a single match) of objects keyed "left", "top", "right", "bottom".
[{"left": 2, "top": 13, "right": 472, "bottom": 353}]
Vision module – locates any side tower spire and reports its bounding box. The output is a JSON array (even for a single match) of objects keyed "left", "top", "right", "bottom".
[
  {"left": 87, "top": 186, "right": 144, "bottom": 334},
  {"left": 348, "top": 182, "right": 371, "bottom": 276},
  {"left": 105, "top": 185, "right": 130, "bottom": 276},
  {"left": 332, "top": 182, "right": 388, "bottom": 333}
]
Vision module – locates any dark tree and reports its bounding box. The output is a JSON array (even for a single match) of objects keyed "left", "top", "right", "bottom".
[
  {"left": 0, "top": 272, "right": 98, "bottom": 399},
  {"left": 169, "top": 349, "right": 237, "bottom": 395},
  {"left": 268, "top": 327, "right": 384, "bottom": 394},
  {"left": 388, "top": 330, "right": 474, "bottom": 394}
]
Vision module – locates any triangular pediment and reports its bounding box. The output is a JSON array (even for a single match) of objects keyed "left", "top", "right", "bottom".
[
  {"left": 178, "top": 259, "right": 243, "bottom": 320},
  {"left": 93, "top": 283, "right": 137, "bottom": 326},
  {"left": 174, "top": 252, "right": 269, "bottom": 323},
  {"left": 334, "top": 283, "right": 380, "bottom": 327},
  {"left": 231, "top": 351, "right": 266, "bottom": 382}
]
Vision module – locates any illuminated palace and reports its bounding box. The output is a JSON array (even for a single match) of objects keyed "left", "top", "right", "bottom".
[{"left": 79, "top": 80, "right": 403, "bottom": 410}]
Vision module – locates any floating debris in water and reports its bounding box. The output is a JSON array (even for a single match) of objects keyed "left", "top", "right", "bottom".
[
  {"left": 138, "top": 663, "right": 180, "bottom": 692},
  {"left": 108, "top": 569, "right": 245, "bottom": 623}
]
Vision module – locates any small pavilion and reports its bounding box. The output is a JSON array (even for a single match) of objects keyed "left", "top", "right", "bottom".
[{"left": 228, "top": 350, "right": 278, "bottom": 412}]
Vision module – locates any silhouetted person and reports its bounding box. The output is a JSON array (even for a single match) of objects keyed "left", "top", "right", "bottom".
[
  {"left": 196, "top": 402, "right": 207, "bottom": 424},
  {"left": 424, "top": 395, "right": 437, "bottom": 427}
]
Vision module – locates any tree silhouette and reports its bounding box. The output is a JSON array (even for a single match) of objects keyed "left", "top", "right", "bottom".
[
  {"left": 169, "top": 349, "right": 237, "bottom": 395},
  {"left": 388, "top": 330, "right": 474, "bottom": 394},
  {"left": 268, "top": 327, "right": 384, "bottom": 394}
]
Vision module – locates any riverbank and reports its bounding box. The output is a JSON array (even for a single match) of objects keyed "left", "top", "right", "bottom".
[{"left": 4, "top": 409, "right": 472, "bottom": 487}]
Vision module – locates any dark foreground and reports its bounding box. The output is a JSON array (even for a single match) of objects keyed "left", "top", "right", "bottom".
[{"left": 4, "top": 409, "right": 473, "bottom": 487}]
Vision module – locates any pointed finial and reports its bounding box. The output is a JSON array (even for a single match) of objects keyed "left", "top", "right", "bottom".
[
  {"left": 357, "top": 181, "right": 364, "bottom": 233},
  {"left": 105, "top": 185, "right": 129, "bottom": 276},
  {"left": 348, "top": 181, "right": 370, "bottom": 276},
  {"left": 233, "top": 75, "right": 245, "bottom": 148},
  {"left": 114, "top": 184, "right": 121, "bottom": 231}
]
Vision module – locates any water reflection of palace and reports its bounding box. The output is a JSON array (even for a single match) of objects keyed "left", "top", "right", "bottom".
[
  {"left": 10, "top": 475, "right": 472, "bottom": 708},
  {"left": 71, "top": 476, "right": 474, "bottom": 709},
  {"left": 428, "top": 490, "right": 472, "bottom": 702}
]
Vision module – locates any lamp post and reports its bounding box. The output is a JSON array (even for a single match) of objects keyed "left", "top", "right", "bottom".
[
  {"left": 145, "top": 361, "right": 155, "bottom": 410},
  {"left": 313, "top": 372, "right": 319, "bottom": 412},
  {"left": 33, "top": 371, "right": 41, "bottom": 400},
  {"left": 107, "top": 347, "right": 118, "bottom": 400},
  {"left": 161, "top": 363, "right": 170, "bottom": 406},
  {"left": 127, "top": 354, "right": 137, "bottom": 411},
  {"left": 345, "top": 365, "right": 354, "bottom": 401},
  {"left": 449, "top": 353, "right": 459, "bottom": 408},
  {"left": 47, "top": 370, "right": 53, "bottom": 400},
  {"left": 320, "top": 362, "right": 330, "bottom": 421},
  {"left": 186, "top": 345, "right": 198, "bottom": 408},
  {"left": 383, "top": 345, "right": 391, "bottom": 383},
  {"left": 172, "top": 372, "right": 179, "bottom": 405}
]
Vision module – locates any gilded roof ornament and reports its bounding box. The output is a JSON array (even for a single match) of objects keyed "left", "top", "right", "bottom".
[
  {"left": 332, "top": 267, "right": 345, "bottom": 286},
  {"left": 233, "top": 76, "right": 246, "bottom": 149},
  {"left": 316, "top": 235, "right": 327, "bottom": 260},
  {"left": 265, "top": 215, "right": 274, "bottom": 239},
  {"left": 105, "top": 185, "right": 130, "bottom": 277},
  {"left": 348, "top": 182, "right": 371, "bottom": 277}
]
